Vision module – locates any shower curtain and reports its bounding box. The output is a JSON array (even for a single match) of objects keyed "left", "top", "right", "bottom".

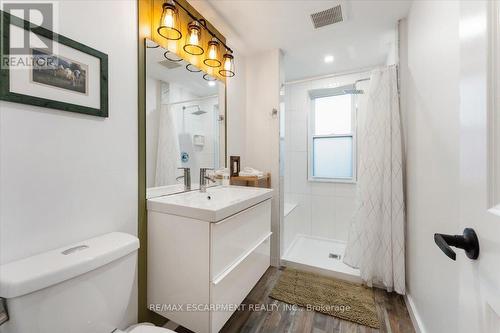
[
  {"left": 154, "top": 104, "right": 180, "bottom": 187},
  {"left": 343, "top": 65, "right": 405, "bottom": 294}
]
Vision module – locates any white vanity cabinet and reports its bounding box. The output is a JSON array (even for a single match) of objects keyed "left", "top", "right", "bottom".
[{"left": 147, "top": 186, "right": 272, "bottom": 333}]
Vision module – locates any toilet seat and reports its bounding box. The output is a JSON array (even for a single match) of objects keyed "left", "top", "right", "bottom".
[
  {"left": 126, "top": 323, "right": 175, "bottom": 333},
  {"left": 128, "top": 327, "right": 174, "bottom": 333}
]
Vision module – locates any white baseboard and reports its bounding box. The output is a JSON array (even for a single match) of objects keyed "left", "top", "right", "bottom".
[{"left": 404, "top": 293, "right": 426, "bottom": 333}]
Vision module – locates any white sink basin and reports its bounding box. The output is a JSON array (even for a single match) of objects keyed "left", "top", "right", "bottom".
[{"left": 147, "top": 186, "right": 273, "bottom": 222}]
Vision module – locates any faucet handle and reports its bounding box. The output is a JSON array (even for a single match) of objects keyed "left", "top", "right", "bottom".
[
  {"left": 176, "top": 167, "right": 191, "bottom": 190},
  {"left": 200, "top": 168, "right": 214, "bottom": 178}
]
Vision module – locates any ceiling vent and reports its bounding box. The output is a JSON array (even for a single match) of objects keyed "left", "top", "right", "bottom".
[
  {"left": 158, "top": 59, "right": 182, "bottom": 70},
  {"left": 310, "top": 5, "right": 344, "bottom": 29}
]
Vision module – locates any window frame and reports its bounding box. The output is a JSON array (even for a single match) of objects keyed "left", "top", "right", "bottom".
[{"left": 307, "top": 92, "right": 357, "bottom": 183}]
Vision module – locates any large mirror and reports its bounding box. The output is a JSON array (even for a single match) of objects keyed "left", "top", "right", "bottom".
[{"left": 145, "top": 39, "right": 226, "bottom": 198}]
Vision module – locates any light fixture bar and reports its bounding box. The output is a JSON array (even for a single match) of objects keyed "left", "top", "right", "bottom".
[{"left": 169, "top": 0, "right": 233, "bottom": 54}]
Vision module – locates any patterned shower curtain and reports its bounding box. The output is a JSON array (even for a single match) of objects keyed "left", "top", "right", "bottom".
[
  {"left": 155, "top": 103, "right": 180, "bottom": 187},
  {"left": 343, "top": 65, "right": 406, "bottom": 295}
]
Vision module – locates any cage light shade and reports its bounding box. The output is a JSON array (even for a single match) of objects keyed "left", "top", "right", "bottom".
[
  {"left": 183, "top": 21, "right": 204, "bottom": 55},
  {"left": 157, "top": 1, "right": 181, "bottom": 40},
  {"left": 219, "top": 53, "right": 235, "bottom": 77},
  {"left": 203, "top": 38, "right": 221, "bottom": 67}
]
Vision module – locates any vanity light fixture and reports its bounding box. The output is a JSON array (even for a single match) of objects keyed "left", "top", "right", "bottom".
[
  {"left": 203, "top": 74, "right": 217, "bottom": 81},
  {"left": 186, "top": 64, "right": 202, "bottom": 73},
  {"left": 207, "top": 81, "right": 216, "bottom": 87},
  {"left": 183, "top": 21, "right": 204, "bottom": 55},
  {"left": 203, "top": 38, "right": 221, "bottom": 67},
  {"left": 164, "top": 50, "right": 183, "bottom": 62},
  {"left": 158, "top": 0, "right": 182, "bottom": 40},
  {"left": 219, "top": 52, "right": 235, "bottom": 77},
  {"left": 156, "top": 0, "right": 236, "bottom": 77}
]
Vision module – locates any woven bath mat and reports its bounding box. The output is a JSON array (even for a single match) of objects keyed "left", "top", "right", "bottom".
[{"left": 270, "top": 268, "right": 380, "bottom": 328}]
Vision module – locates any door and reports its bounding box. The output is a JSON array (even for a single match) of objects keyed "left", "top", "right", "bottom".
[{"left": 458, "top": 1, "right": 500, "bottom": 332}]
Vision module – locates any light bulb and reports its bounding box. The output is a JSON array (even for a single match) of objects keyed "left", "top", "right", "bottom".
[
  {"left": 183, "top": 21, "right": 204, "bottom": 55},
  {"left": 219, "top": 52, "right": 235, "bottom": 77},
  {"left": 189, "top": 29, "right": 199, "bottom": 44},
  {"left": 209, "top": 47, "right": 216, "bottom": 59},
  {"left": 164, "top": 8, "right": 174, "bottom": 27},
  {"left": 204, "top": 38, "right": 221, "bottom": 67}
]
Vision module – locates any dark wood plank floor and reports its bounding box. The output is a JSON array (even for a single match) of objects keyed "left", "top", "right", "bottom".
[{"left": 174, "top": 267, "right": 415, "bottom": 333}]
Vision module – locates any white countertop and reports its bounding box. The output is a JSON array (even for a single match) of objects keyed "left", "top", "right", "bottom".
[{"left": 147, "top": 185, "right": 273, "bottom": 222}]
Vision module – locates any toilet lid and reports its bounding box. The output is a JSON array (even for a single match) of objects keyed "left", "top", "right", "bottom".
[{"left": 128, "top": 326, "right": 175, "bottom": 333}]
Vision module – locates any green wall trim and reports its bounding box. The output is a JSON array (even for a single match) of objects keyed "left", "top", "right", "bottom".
[{"left": 137, "top": 0, "right": 148, "bottom": 322}]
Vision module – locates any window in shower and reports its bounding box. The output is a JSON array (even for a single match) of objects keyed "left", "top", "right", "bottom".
[{"left": 308, "top": 93, "right": 356, "bottom": 182}]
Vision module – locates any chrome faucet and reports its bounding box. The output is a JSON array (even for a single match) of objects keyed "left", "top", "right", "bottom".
[
  {"left": 199, "top": 167, "right": 214, "bottom": 193},
  {"left": 176, "top": 167, "right": 191, "bottom": 191}
]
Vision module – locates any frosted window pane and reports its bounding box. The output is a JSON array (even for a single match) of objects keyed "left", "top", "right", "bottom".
[
  {"left": 314, "top": 94, "right": 352, "bottom": 135},
  {"left": 313, "top": 136, "right": 353, "bottom": 178}
]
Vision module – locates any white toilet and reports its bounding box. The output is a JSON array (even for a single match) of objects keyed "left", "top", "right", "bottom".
[
  {"left": 0, "top": 232, "right": 175, "bottom": 333},
  {"left": 121, "top": 323, "right": 172, "bottom": 333}
]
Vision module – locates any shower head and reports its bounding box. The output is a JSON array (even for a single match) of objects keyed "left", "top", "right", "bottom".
[
  {"left": 191, "top": 110, "right": 207, "bottom": 115},
  {"left": 182, "top": 105, "right": 207, "bottom": 115}
]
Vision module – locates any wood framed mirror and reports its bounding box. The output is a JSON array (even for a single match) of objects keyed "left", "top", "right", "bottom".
[{"left": 137, "top": 0, "right": 228, "bottom": 323}]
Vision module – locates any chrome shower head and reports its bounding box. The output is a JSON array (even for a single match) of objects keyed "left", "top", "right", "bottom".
[
  {"left": 191, "top": 109, "right": 207, "bottom": 115},
  {"left": 182, "top": 105, "right": 207, "bottom": 115}
]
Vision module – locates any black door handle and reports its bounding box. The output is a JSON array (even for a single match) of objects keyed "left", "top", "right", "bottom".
[{"left": 434, "top": 228, "right": 479, "bottom": 260}]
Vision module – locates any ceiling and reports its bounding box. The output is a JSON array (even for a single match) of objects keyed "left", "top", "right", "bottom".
[{"left": 190, "top": 0, "right": 412, "bottom": 81}]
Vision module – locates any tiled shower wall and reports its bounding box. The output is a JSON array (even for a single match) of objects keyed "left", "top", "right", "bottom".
[{"left": 283, "top": 72, "right": 370, "bottom": 254}]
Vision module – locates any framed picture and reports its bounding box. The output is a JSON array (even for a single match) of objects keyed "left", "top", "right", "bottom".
[{"left": 0, "top": 11, "right": 108, "bottom": 117}]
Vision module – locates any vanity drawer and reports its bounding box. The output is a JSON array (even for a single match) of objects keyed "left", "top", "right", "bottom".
[
  {"left": 210, "top": 199, "right": 271, "bottom": 280},
  {"left": 210, "top": 235, "right": 271, "bottom": 333}
]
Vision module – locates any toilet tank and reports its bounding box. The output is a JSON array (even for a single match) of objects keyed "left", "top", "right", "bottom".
[{"left": 0, "top": 232, "right": 139, "bottom": 333}]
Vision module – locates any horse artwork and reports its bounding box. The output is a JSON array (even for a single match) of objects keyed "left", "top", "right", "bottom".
[{"left": 31, "top": 49, "right": 88, "bottom": 95}]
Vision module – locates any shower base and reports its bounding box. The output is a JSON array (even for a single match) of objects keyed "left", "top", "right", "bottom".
[{"left": 282, "top": 234, "right": 361, "bottom": 283}]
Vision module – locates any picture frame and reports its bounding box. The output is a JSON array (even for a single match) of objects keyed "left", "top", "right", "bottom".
[
  {"left": 0, "top": 10, "right": 108, "bottom": 117},
  {"left": 230, "top": 155, "right": 240, "bottom": 176}
]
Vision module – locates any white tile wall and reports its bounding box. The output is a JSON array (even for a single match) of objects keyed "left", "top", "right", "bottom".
[
  {"left": 290, "top": 110, "right": 308, "bottom": 152},
  {"left": 310, "top": 195, "right": 336, "bottom": 238},
  {"left": 283, "top": 73, "right": 369, "bottom": 254},
  {"left": 289, "top": 151, "right": 310, "bottom": 194}
]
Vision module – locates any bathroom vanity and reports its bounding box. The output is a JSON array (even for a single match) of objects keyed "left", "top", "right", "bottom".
[{"left": 147, "top": 186, "right": 273, "bottom": 333}]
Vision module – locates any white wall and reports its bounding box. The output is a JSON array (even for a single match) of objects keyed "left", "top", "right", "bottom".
[
  {"left": 226, "top": 52, "right": 247, "bottom": 162},
  {"left": 400, "top": 1, "right": 461, "bottom": 332},
  {"left": 245, "top": 49, "right": 282, "bottom": 265},
  {"left": 0, "top": 0, "right": 138, "bottom": 326},
  {"left": 282, "top": 73, "right": 369, "bottom": 253}
]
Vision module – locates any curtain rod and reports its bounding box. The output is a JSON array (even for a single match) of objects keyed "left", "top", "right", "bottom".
[
  {"left": 285, "top": 66, "right": 376, "bottom": 85},
  {"left": 162, "top": 94, "right": 218, "bottom": 107},
  {"left": 354, "top": 77, "right": 370, "bottom": 85}
]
